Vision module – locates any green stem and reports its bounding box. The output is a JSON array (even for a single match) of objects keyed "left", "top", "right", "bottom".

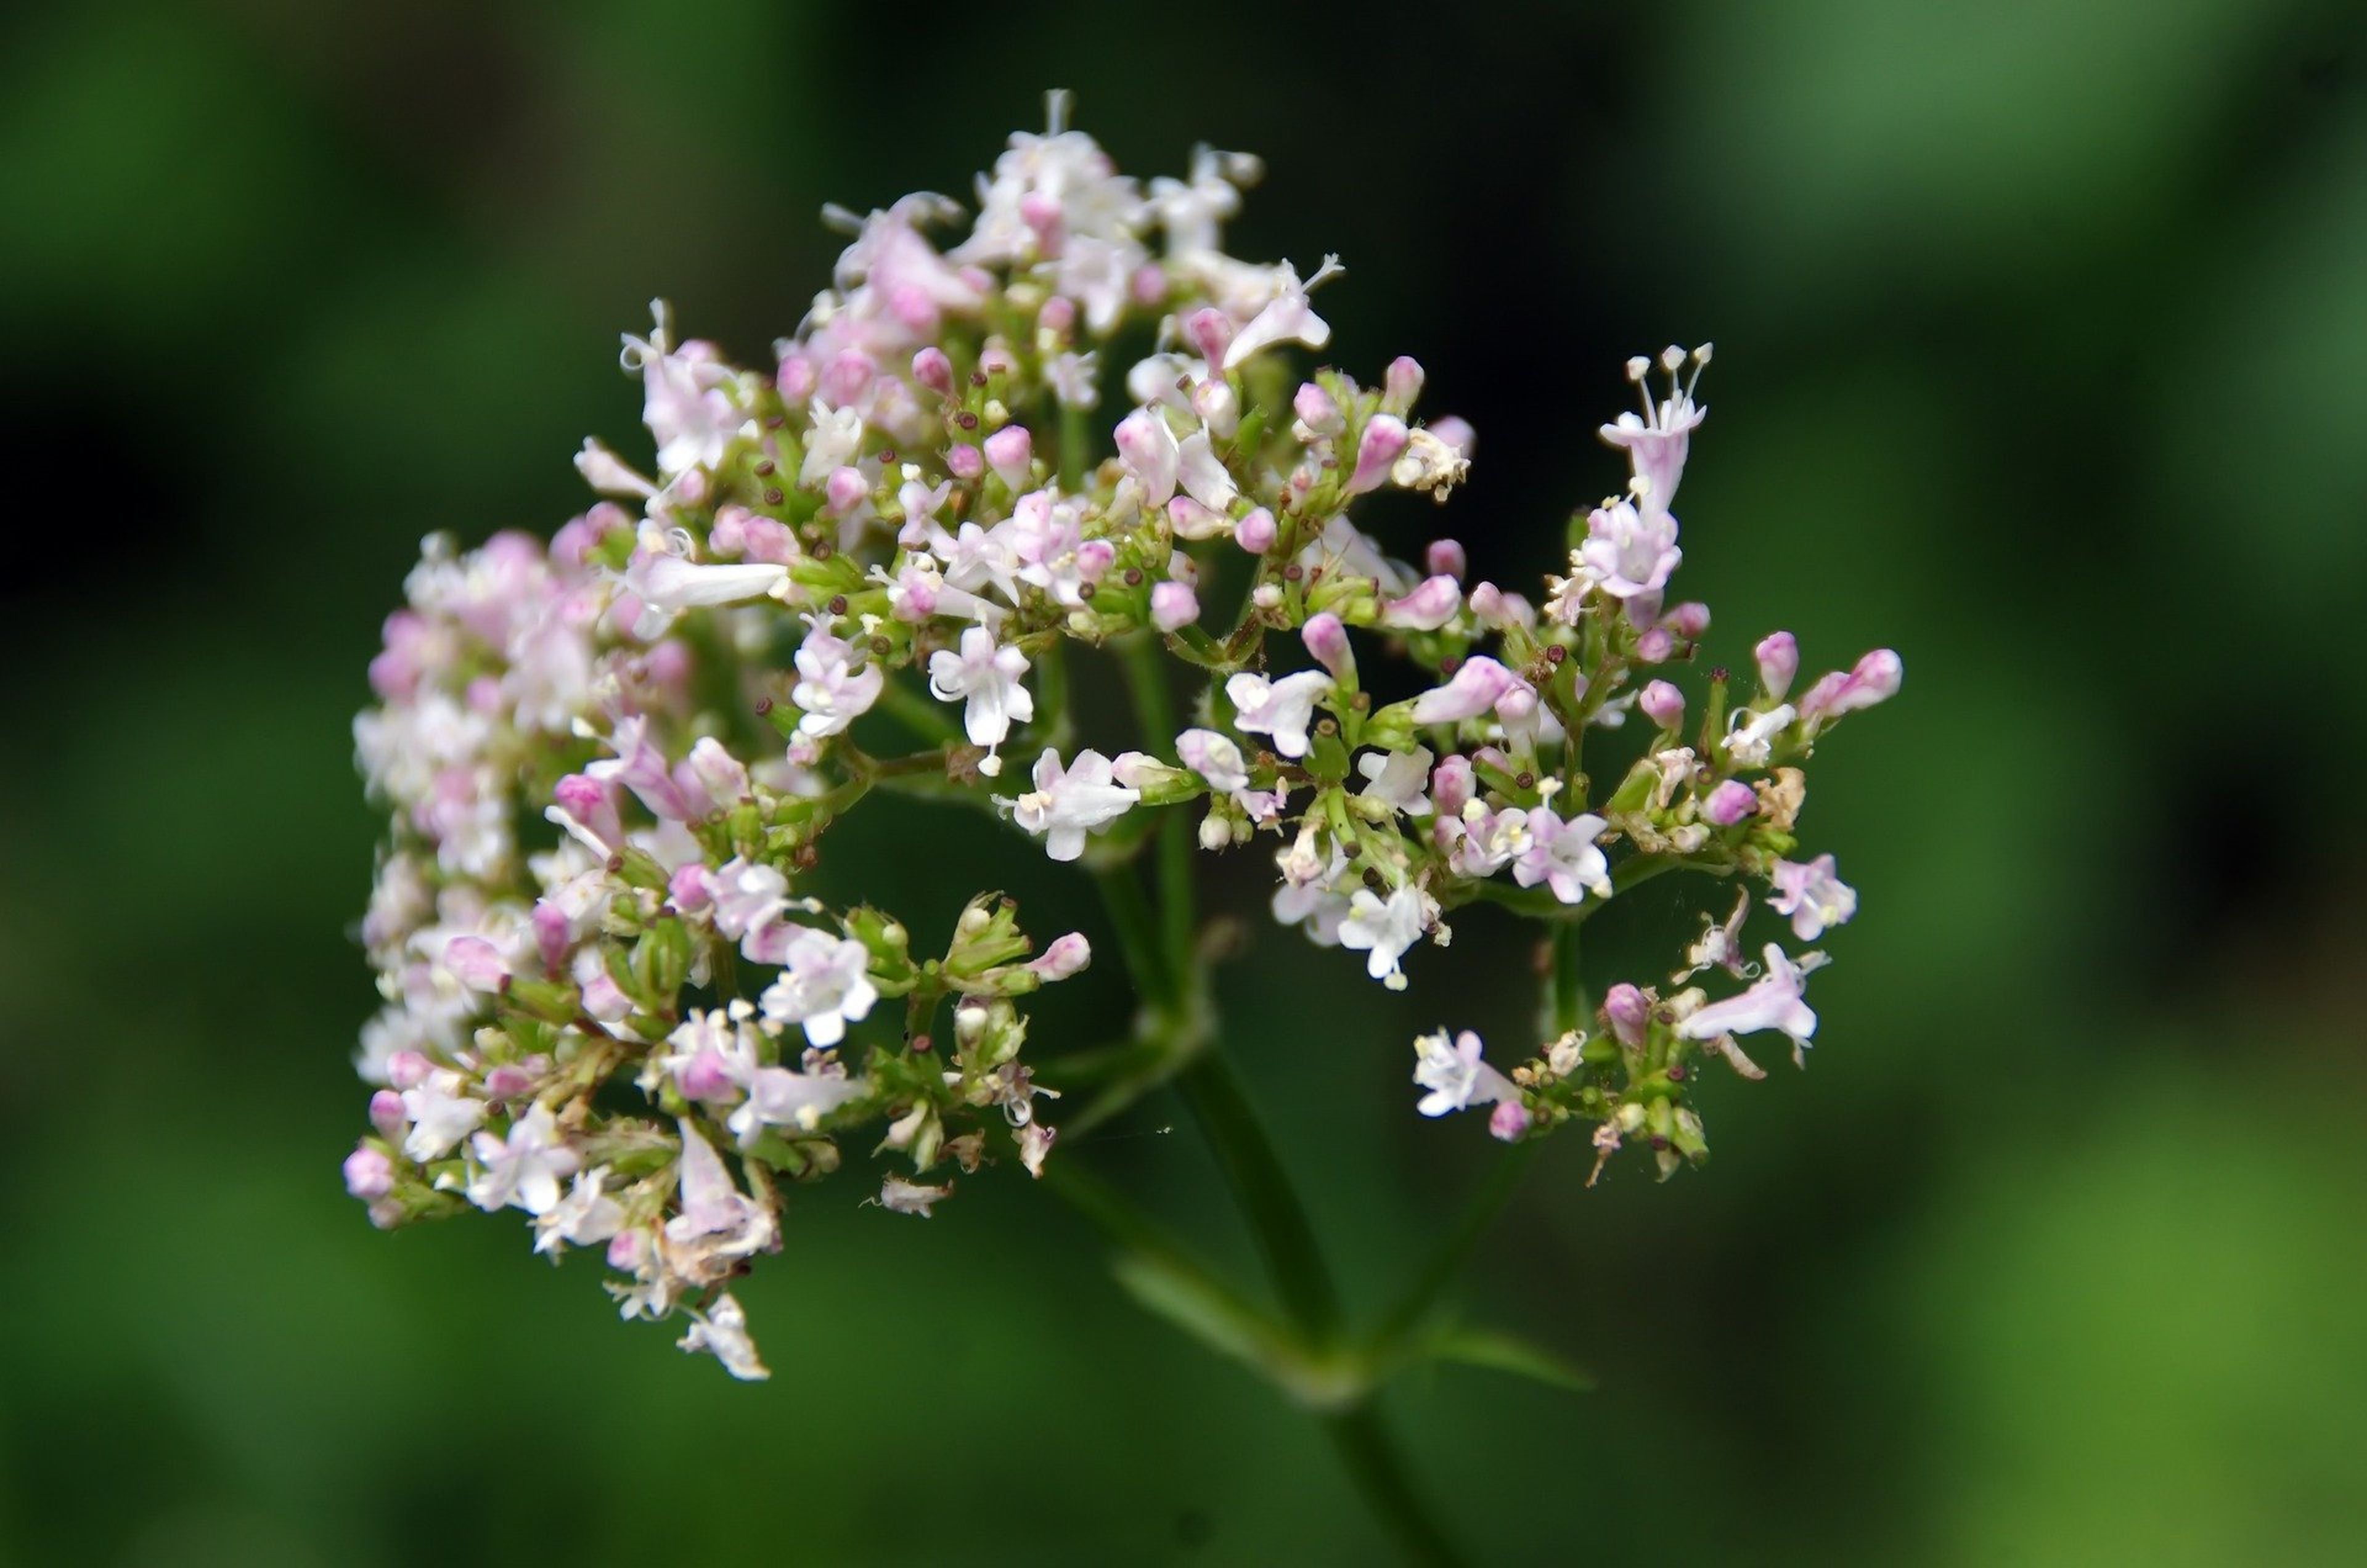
[
  {"left": 1090, "top": 865, "right": 1174, "bottom": 1012},
  {"left": 1323, "top": 1407, "right": 1469, "bottom": 1568},
  {"left": 1171, "top": 1048, "right": 1343, "bottom": 1339},
  {"left": 1370, "top": 1140, "right": 1539, "bottom": 1354}
]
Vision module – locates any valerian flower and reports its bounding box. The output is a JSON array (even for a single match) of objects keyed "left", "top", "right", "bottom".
[
  {"left": 1009, "top": 748, "right": 1141, "bottom": 860},
  {"left": 345, "top": 98, "right": 1897, "bottom": 1384}
]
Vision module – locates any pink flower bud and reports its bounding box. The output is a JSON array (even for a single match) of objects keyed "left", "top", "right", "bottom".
[
  {"left": 1428, "top": 414, "right": 1475, "bottom": 455},
  {"left": 1150, "top": 581, "right": 1200, "bottom": 632},
  {"left": 443, "top": 936, "right": 507, "bottom": 992},
  {"left": 1301, "top": 613, "right": 1354, "bottom": 679},
  {"left": 1488, "top": 1100, "right": 1532, "bottom": 1142},
  {"left": 1347, "top": 415, "right": 1410, "bottom": 494},
  {"left": 1431, "top": 754, "right": 1476, "bottom": 815},
  {"left": 1380, "top": 574, "right": 1464, "bottom": 632},
  {"left": 1664, "top": 601, "right": 1711, "bottom": 640},
  {"left": 1639, "top": 680, "right": 1685, "bottom": 730},
  {"left": 1132, "top": 262, "right": 1168, "bottom": 305},
  {"left": 707, "top": 505, "right": 750, "bottom": 557},
  {"left": 1425, "top": 539, "right": 1467, "bottom": 580},
  {"left": 1037, "top": 295, "right": 1077, "bottom": 336},
  {"left": 386, "top": 1051, "right": 432, "bottom": 1092},
  {"left": 1029, "top": 932, "right": 1093, "bottom": 981},
  {"left": 1604, "top": 983, "right": 1650, "bottom": 1048},
  {"left": 984, "top": 425, "right": 1033, "bottom": 488},
  {"left": 1077, "top": 539, "right": 1116, "bottom": 582},
  {"left": 669, "top": 865, "right": 713, "bottom": 915},
  {"left": 1234, "top": 507, "right": 1278, "bottom": 553},
  {"left": 677, "top": 1050, "right": 735, "bottom": 1103},
  {"left": 820, "top": 349, "right": 875, "bottom": 406},
  {"left": 1184, "top": 306, "right": 1233, "bottom": 365},
  {"left": 1018, "top": 190, "right": 1063, "bottom": 250},
  {"left": 1703, "top": 779, "right": 1757, "bottom": 826},
  {"left": 742, "top": 517, "right": 796, "bottom": 564},
  {"left": 1799, "top": 648, "right": 1904, "bottom": 727},
  {"left": 483, "top": 1064, "right": 535, "bottom": 1100},
  {"left": 1635, "top": 627, "right": 1675, "bottom": 664},
  {"left": 776, "top": 352, "right": 817, "bottom": 402},
  {"left": 825, "top": 465, "right": 868, "bottom": 515},
  {"left": 910, "top": 346, "right": 954, "bottom": 395},
  {"left": 345, "top": 1143, "right": 396, "bottom": 1201},
  {"left": 368, "top": 1090, "right": 407, "bottom": 1140},
  {"left": 607, "top": 1228, "right": 651, "bottom": 1273},
  {"left": 1383, "top": 355, "right": 1425, "bottom": 413},
  {"left": 1410, "top": 656, "right": 1525, "bottom": 724},
  {"left": 946, "top": 443, "right": 984, "bottom": 481},
  {"left": 1468, "top": 582, "right": 1535, "bottom": 633},
  {"left": 531, "top": 901, "right": 572, "bottom": 971},
  {"left": 1293, "top": 382, "right": 1343, "bottom": 436},
  {"left": 1754, "top": 631, "right": 1799, "bottom": 700}
]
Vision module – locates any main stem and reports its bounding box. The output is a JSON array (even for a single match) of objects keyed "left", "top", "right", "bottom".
[{"left": 1102, "top": 635, "right": 1466, "bottom": 1566}]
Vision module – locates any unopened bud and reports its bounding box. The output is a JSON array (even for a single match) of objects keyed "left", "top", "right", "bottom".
[
  {"left": 1604, "top": 983, "right": 1651, "bottom": 1048},
  {"left": 1150, "top": 581, "right": 1200, "bottom": 633},
  {"left": 983, "top": 425, "right": 1032, "bottom": 488},
  {"left": 1754, "top": 631, "right": 1799, "bottom": 700},
  {"left": 1638, "top": 680, "right": 1685, "bottom": 730},
  {"left": 1702, "top": 779, "right": 1757, "bottom": 826}
]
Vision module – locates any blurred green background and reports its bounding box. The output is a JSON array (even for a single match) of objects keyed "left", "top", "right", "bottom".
[{"left": 4, "top": 0, "right": 2366, "bottom": 1562}]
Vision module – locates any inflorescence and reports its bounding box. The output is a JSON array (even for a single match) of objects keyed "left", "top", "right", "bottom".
[{"left": 348, "top": 94, "right": 1900, "bottom": 1379}]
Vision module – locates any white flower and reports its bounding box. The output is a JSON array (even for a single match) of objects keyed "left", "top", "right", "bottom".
[
  {"left": 534, "top": 1169, "right": 626, "bottom": 1256},
  {"left": 790, "top": 624, "right": 885, "bottom": 737},
  {"left": 729, "top": 1060, "right": 869, "bottom": 1143},
  {"left": 623, "top": 304, "right": 747, "bottom": 476},
  {"left": 1226, "top": 670, "right": 1333, "bottom": 759},
  {"left": 1270, "top": 830, "right": 1353, "bottom": 944},
  {"left": 399, "top": 1070, "right": 484, "bottom": 1162},
  {"left": 1408, "top": 656, "right": 1526, "bottom": 726},
  {"left": 1412, "top": 1029, "right": 1516, "bottom": 1117},
  {"left": 928, "top": 625, "right": 1034, "bottom": 751},
  {"left": 1768, "top": 854, "right": 1857, "bottom": 941},
  {"left": 1356, "top": 746, "right": 1434, "bottom": 819},
  {"left": 1577, "top": 499, "right": 1681, "bottom": 605},
  {"left": 1339, "top": 885, "right": 1431, "bottom": 990},
  {"left": 1175, "top": 429, "right": 1238, "bottom": 512},
  {"left": 1009, "top": 748, "right": 1140, "bottom": 861},
  {"left": 1223, "top": 255, "right": 1343, "bottom": 370},
  {"left": 677, "top": 1291, "right": 770, "bottom": 1381},
  {"left": 1679, "top": 889, "right": 1753, "bottom": 981},
  {"left": 1598, "top": 345, "right": 1709, "bottom": 515},
  {"left": 1676, "top": 944, "right": 1820, "bottom": 1048},
  {"left": 1115, "top": 407, "right": 1180, "bottom": 505},
  {"left": 1511, "top": 808, "right": 1611, "bottom": 904},
  {"left": 623, "top": 545, "right": 787, "bottom": 639},
  {"left": 1720, "top": 703, "right": 1796, "bottom": 769},
  {"left": 758, "top": 929, "right": 878, "bottom": 1047},
  {"left": 708, "top": 857, "right": 790, "bottom": 945},
  {"left": 799, "top": 399, "right": 865, "bottom": 486},
  {"left": 467, "top": 1103, "right": 579, "bottom": 1216},
  {"left": 665, "top": 1119, "right": 775, "bottom": 1264},
  {"left": 877, "top": 1176, "right": 954, "bottom": 1216}
]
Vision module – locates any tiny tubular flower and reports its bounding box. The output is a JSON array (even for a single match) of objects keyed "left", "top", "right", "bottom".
[
  {"left": 758, "top": 929, "right": 880, "bottom": 1047},
  {"left": 1009, "top": 748, "right": 1140, "bottom": 861},
  {"left": 928, "top": 624, "right": 1034, "bottom": 751},
  {"left": 1768, "top": 854, "right": 1857, "bottom": 941},
  {"left": 791, "top": 624, "right": 886, "bottom": 737},
  {"left": 1411, "top": 1029, "right": 1516, "bottom": 1117},
  {"left": 1339, "top": 885, "right": 1432, "bottom": 990},
  {"left": 1226, "top": 669, "right": 1333, "bottom": 759},
  {"left": 1675, "top": 944, "right": 1819, "bottom": 1048}
]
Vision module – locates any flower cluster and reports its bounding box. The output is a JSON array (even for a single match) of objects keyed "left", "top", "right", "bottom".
[{"left": 348, "top": 95, "right": 1898, "bottom": 1378}]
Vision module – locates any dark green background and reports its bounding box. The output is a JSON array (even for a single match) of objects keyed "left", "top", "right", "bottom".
[{"left": 4, "top": 1, "right": 2365, "bottom": 1562}]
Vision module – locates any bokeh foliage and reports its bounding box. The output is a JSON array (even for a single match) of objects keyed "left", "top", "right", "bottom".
[{"left": 2, "top": 0, "right": 2363, "bottom": 1561}]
